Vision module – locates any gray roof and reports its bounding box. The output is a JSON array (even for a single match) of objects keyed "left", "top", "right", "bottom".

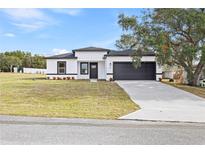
[
  {"left": 45, "top": 53, "right": 77, "bottom": 59},
  {"left": 72, "top": 46, "right": 111, "bottom": 52},
  {"left": 106, "top": 49, "right": 155, "bottom": 56},
  {"left": 45, "top": 48, "right": 155, "bottom": 59}
]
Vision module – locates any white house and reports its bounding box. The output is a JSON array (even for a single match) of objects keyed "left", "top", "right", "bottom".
[{"left": 46, "top": 47, "right": 162, "bottom": 81}]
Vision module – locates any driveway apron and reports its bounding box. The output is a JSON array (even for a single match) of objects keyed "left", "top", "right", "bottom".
[{"left": 117, "top": 81, "right": 205, "bottom": 123}]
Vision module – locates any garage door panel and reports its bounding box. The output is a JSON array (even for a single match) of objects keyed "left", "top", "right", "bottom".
[{"left": 113, "top": 62, "right": 156, "bottom": 80}]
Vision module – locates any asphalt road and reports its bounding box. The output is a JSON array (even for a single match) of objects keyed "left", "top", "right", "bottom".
[{"left": 1, "top": 116, "right": 205, "bottom": 145}]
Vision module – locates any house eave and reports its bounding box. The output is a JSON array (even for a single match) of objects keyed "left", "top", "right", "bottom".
[
  {"left": 45, "top": 57, "right": 77, "bottom": 59},
  {"left": 104, "top": 54, "right": 156, "bottom": 58}
]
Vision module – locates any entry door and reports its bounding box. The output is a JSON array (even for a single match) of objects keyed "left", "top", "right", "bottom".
[{"left": 90, "top": 63, "right": 98, "bottom": 79}]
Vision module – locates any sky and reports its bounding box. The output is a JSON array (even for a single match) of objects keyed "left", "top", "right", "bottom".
[{"left": 0, "top": 8, "right": 143, "bottom": 56}]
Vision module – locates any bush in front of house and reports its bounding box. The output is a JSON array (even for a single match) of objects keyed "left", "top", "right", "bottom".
[
  {"left": 169, "top": 79, "right": 174, "bottom": 82},
  {"left": 57, "top": 77, "right": 62, "bottom": 80}
]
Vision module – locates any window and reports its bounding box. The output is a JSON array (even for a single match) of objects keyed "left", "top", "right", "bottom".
[
  {"left": 80, "top": 62, "right": 88, "bottom": 75},
  {"left": 57, "top": 61, "right": 66, "bottom": 74}
]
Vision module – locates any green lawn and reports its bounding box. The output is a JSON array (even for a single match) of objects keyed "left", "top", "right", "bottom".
[
  {"left": 162, "top": 81, "right": 205, "bottom": 99},
  {"left": 0, "top": 73, "right": 138, "bottom": 119}
]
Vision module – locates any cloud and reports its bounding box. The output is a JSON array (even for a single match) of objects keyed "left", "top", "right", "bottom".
[
  {"left": 3, "top": 8, "right": 47, "bottom": 20},
  {"left": 52, "top": 48, "right": 71, "bottom": 55},
  {"left": 12, "top": 22, "right": 47, "bottom": 31},
  {"left": 1, "top": 9, "right": 55, "bottom": 32},
  {"left": 51, "top": 9, "right": 82, "bottom": 16},
  {"left": 3, "top": 33, "right": 16, "bottom": 37}
]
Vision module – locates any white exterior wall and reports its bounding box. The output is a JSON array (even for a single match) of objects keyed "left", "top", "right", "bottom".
[
  {"left": 47, "top": 59, "right": 57, "bottom": 74},
  {"left": 75, "top": 51, "right": 107, "bottom": 80},
  {"left": 75, "top": 51, "right": 107, "bottom": 61},
  {"left": 105, "top": 56, "right": 162, "bottom": 81},
  {"left": 46, "top": 59, "right": 77, "bottom": 79},
  {"left": 77, "top": 61, "right": 106, "bottom": 80},
  {"left": 46, "top": 52, "right": 162, "bottom": 81},
  {"left": 156, "top": 63, "right": 163, "bottom": 81},
  {"left": 98, "top": 61, "right": 106, "bottom": 79}
]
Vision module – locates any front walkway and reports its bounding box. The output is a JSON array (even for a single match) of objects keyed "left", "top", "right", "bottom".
[{"left": 117, "top": 81, "right": 205, "bottom": 123}]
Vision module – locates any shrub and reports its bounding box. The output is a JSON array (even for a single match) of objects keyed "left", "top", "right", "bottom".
[
  {"left": 53, "top": 77, "right": 56, "bottom": 80},
  {"left": 71, "top": 77, "right": 75, "bottom": 80},
  {"left": 67, "top": 77, "right": 70, "bottom": 80},
  {"left": 109, "top": 78, "right": 113, "bottom": 81},
  {"left": 169, "top": 79, "right": 174, "bottom": 82},
  {"left": 57, "top": 77, "right": 61, "bottom": 80},
  {"left": 159, "top": 78, "right": 162, "bottom": 82},
  {"left": 63, "top": 77, "right": 66, "bottom": 80}
]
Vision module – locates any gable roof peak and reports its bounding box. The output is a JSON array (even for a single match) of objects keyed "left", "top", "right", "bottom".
[{"left": 72, "top": 46, "right": 111, "bottom": 52}]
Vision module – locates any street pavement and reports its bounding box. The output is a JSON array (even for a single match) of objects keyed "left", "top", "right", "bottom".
[{"left": 1, "top": 115, "right": 205, "bottom": 144}]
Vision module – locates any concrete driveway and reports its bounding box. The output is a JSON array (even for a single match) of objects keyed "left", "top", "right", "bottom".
[{"left": 117, "top": 81, "right": 205, "bottom": 123}]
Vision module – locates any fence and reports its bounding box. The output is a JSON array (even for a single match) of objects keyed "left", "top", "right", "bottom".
[{"left": 23, "top": 67, "right": 46, "bottom": 74}]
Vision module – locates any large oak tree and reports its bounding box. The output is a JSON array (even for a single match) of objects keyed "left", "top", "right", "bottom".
[{"left": 116, "top": 9, "right": 205, "bottom": 86}]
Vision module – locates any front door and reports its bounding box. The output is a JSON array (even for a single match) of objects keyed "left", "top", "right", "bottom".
[{"left": 90, "top": 63, "right": 98, "bottom": 79}]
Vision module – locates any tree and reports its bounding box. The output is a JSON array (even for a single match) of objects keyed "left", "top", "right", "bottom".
[
  {"left": 0, "top": 51, "right": 46, "bottom": 72},
  {"left": 31, "top": 54, "right": 46, "bottom": 68},
  {"left": 0, "top": 55, "right": 21, "bottom": 72},
  {"left": 22, "top": 52, "right": 32, "bottom": 68},
  {"left": 116, "top": 9, "right": 205, "bottom": 86}
]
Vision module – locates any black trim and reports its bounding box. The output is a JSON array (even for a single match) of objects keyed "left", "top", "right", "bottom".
[
  {"left": 156, "top": 73, "right": 163, "bottom": 75},
  {"left": 47, "top": 73, "right": 77, "bottom": 75},
  {"left": 57, "top": 61, "right": 66, "bottom": 74},
  {"left": 80, "top": 62, "right": 89, "bottom": 75},
  {"left": 105, "top": 54, "right": 155, "bottom": 57},
  {"left": 46, "top": 57, "right": 77, "bottom": 59},
  {"left": 106, "top": 73, "right": 113, "bottom": 75}
]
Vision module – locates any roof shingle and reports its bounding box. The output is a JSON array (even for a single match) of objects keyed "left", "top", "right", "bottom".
[
  {"left": 72, "top": 46, "right": 110, "bottom": 52},
  {"left": 106, "top": 49, "right": 155, "bottom": 56},
  {"left": 45, "top": 53, "right": 77, "bottom": 59},
  {"left": 45, "top": 48, "right": 155, "bottom": 59}
]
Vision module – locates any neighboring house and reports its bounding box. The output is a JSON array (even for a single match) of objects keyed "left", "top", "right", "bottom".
[
  {"left": 162, "top": 65, "right": 186, "bottom": 83},
  {"left": 163, "top": 65, "right": 205, "bottom": 85},
  {"left": 46, "top": 47, "right": 162, "bottom": 81}
]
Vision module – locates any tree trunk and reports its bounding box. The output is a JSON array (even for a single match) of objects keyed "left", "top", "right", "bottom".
[
  {"left": 192, "top": 73, "right": 200, "bottom": 86},
  {"left": 10, "top": 65, "right": 13, "bottom": 72},
  {"left": 186, "top": 69, "right": 194, "bottom": 86},
  {"left": 188, "top": 61, "right": 204, "bottom": 86}
]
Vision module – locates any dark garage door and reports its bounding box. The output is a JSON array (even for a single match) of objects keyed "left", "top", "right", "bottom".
[{"left": 113, "top": 62, "right": 156, "bottom": 80}]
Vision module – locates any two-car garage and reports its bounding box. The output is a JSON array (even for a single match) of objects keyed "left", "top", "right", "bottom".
[{"left": 113, "top": 62, "right": 156, "bottom": 80}]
